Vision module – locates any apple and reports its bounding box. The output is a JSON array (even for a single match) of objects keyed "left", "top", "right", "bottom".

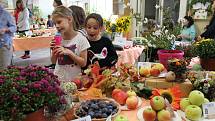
[
  {"left": 150, "top": 96, "right": 165, "bottom": 111},
  {"left": 180, "top": 98, "right": 191, "bottom": 111},
  {"left": 204, "top": 98, "right": 209, "bottom": 104},
  {"left": 114, "top": 115, "right": 129, "bottom": 121},
  {"left": 126, "top": 90, "right": 137, "bottom": 97},
  {"left": 113, "top": 91, "right": 128, "bottom": 105},
  {"left": 72, "top": 78, "right": 83, "bottom": 89},
  {"left": 157, "top": 109, "right": 171, "bottom": 121},
  {"left": 112, "top": 89, "right": 122, "bottom": 99},
  {"left": 185, "top": 105, "right": 202, "bottom": 121},
  {"left": 142, "top": 107, "right": 156, "bottom": 121},
  {"left": 152, "top": 63, "right": 165, "bottom": 72},
  {"left": 150, "top": 67, "right": 161, "bottom": 77},
  {"left": 165, "top": 71, "right": 176, "bottom": 82},
  {"left": 188, "top": 90, "right": 204, "bottom": 106},
  {"left": 139, "top": 67, "right": 150, "bottom": 77},
  {"left": 126, "top": 96, "right": 138, "bottom": 110}
]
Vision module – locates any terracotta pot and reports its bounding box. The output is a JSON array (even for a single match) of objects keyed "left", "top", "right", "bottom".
[
  {"left": 200, "top": 58, "right": 215, "bottom": 71},
  {"left": 24, "top": 108, "right": 47, "bottom": 121}
]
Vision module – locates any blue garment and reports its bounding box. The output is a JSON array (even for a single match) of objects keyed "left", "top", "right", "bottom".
[
  {"left": 0, "top": 6, "right": 16, "bottom": 48},
  {"left": 180, "top": 25, "right": 196, "bottom": 42}
]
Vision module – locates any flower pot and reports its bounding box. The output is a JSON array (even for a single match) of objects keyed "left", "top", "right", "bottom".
[
  {"left": 200, "top": 58, "right": 215, "bottom": 71},
  {"left": 157, "top": 50, "right": 184, "bottom": 69},
  {"left": 24, "top": 108, "right": 47, "bottom": 121}
]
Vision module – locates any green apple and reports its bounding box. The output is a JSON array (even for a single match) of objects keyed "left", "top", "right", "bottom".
[
  {"left": 126, "top": 90, "right": 137, "bottom": 97},
  {"left": 157, "top": 109, "right": 171, "bottom": 121},
  {"left": 204, "top": 98, "right": 210, "bottom": 104},
  {"left": 185, "top": 105, "right": 202, "bottom": 121},
  {"left": 180, "top": 98, "right": 191, "bottom": 111},
  {"left": 188, "top": 90, "right": 204, "bottom": 106},
  {"left": 114, "top": 115, "right": 129, "bottom": 121},
  {"left": 150, "top": 96, "right": 165, "bottom": 111}
]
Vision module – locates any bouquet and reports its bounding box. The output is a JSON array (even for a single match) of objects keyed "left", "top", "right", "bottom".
[{"left": 0, "top": 65, "right": 66, "bottom": 121}]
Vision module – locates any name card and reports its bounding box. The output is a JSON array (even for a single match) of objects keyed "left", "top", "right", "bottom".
[
  {"left": 202, "top": 102, "right": 215, "bottom": 119},
  {"left": 113, "top": 36, "right": 126, "bottom": 47},
  {"left": 71, "top": 115, "right": 91, "bottom": 121}
]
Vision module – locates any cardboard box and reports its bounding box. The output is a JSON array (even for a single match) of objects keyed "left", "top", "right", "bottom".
[{"left": 145, "top": 78, "right": 193, "bottom": 97}]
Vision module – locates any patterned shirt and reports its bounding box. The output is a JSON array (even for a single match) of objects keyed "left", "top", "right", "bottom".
[{"left": 0, "top": 6, "right": 16, "bottom": 48}]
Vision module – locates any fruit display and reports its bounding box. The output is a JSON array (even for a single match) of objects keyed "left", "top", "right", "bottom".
[
  {"left": 114, "top": 115, "right": 129, "bottom": 121},
  {"left": 179, "top": 90, "right": 211, "bottom": 121},
  {"left": 75, "top": 99, "right": 120, "bottom": 121},
  {"left": 139, "top": 63, "right": 166, "bottom": 78}
]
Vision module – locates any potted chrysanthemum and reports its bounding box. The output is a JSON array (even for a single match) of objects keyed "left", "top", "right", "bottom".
[
  {"left": 0, "top": 65, "right": 67, "bottom": 121},
  {"left": 193, "top": 39, "right": 215, "bottom": 71}
]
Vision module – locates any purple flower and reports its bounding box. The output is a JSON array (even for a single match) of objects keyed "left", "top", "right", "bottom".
[
  {"left": 29, "top": 72, "right": 37, "bottom": 77},
  {"left": 60, "top": 97, "right": 67, "bottom": 104},
  {"left": 12, "top": 95, "right": 20, "bottom": 101},
  {"left": 40, "top": 79, "right": 49, "bottom": 85},
  {"left": 21, "top": 88, "right": 29, "bottom": 94},
  {"left": 0, "top": 79, "right": 4, "bottom": 85},
  {"left": 47, "top": 86, "right": 54, "bottom": 93},
  {"left": 33, "top": 83, "right": 41, "bottom": 88},
  {"left": 34, "top": 93, "right": 40, "bottom": 97}
]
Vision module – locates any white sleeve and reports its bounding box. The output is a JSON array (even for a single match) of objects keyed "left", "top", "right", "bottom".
[
  {"left": 17, "top": 8, "right": 29, "bottom": 28},
  {"left": 80, "top": 36, "right": 90, "bottom": 52}
]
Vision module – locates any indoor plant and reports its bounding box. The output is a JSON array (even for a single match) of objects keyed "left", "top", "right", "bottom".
[
  {"left": 193, "top": 39, "right": 215, "bottom": 70},
  {"left": 0, "top": 65, "right": 67, "bottom": 121}
]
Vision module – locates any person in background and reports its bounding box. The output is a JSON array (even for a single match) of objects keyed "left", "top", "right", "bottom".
[
  {"left": 69, "top": 5, "right": 86, "bottom": 36},
  {"left": 177, "top": 16, "right": 196, "bottom": 42},
  {"left": 84, "top": 13, "right": 118, "bottom": 69},
  {"left": 0, "top": 4, "right": 16, "bottom": 70},
  {"left": 51, "top": 6, "right": 90, "bottom": 82},
  {"left": 38, "top": 18, "right": 46, "bottom": 28},
  {"left": 47, "top": 15, "right": 54, "bottom": 28},
  {"left": 197, "top": 0, "right": 215, "bottom": 41},
  {"left": 14, "top": 0, "right": 30, "bottom": 59},
  {"left": 53, "top": 0, "right": 63, "bottom": 8}
]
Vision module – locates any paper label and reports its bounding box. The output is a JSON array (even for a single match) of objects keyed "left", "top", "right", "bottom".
[
  {"left": 71, "top": 115, "right": 91, "bottom": 121},
  {"left": 106, "top": 114, "right": 112, "bottom": 121},
  {"left": 202, "top": 102, "right": 215, "bottom": 119}
]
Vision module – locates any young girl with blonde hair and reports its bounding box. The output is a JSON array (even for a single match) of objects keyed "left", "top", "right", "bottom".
[{"left": 51, "top": 6, "right": 90, "bottom": 82}]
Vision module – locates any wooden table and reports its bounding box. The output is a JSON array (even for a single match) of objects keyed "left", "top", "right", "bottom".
[{"left": 13, "top": 36, "right": 53, "bottom": 51}]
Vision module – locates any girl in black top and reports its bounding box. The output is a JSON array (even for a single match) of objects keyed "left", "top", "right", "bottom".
[{"left": 85, "top": 13, "right": 118, "bottom": 68}]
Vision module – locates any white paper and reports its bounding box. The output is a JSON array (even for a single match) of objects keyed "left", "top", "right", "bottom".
[{"left": 71, "top": 115, "right": 91, "bottom": 121}]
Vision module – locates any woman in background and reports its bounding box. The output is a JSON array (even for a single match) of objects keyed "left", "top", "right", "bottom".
[
  {"left": 177, "top": 16, "right": 196, "bottom": 42},
  {"left": 15, "top": 0, "right": 30, "bottom": 59}
]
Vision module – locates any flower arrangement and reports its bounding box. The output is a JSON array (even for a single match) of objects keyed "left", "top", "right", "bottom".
[
  {"left": 150, "top": 86, "right": 182, "bottom": 110},
  {"left": 168, "top": 58, "right": 187, "bottom": 82},
  {"left": 104, "top": 16, "right": 132, "bottom": 33},
  {"left": 187, "top": 71, "right": 215, "bottom": 101},
  {"left": 0, "top": 65, "right": 66, "bottom": 121},
  {"left": 193, "top": 39, "right": 215, "bottom": 59}
]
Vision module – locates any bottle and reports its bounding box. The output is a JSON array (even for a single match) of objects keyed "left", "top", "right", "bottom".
[{"left": 54, "top": 32, "right": 62, "bottom": 46}]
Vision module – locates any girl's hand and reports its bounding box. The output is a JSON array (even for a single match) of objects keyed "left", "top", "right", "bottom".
[
  {"left": 50, "top": 39, "right": 56, "bottom": 50},
  {"left": 52, "top": 46, "right": 73, "bottom": 56}
]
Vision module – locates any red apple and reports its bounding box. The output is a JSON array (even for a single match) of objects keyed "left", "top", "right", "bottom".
[
  {"left": 150, "top": 67, "right": 161, "bottom": 77},
  {"left": 114, "top": 91, "right": 128, "bottom": 105},
  {"left": 112, "top": 88, "right": 122, "bottom": 99},
  {"left": 126, "top": 96, "right": 138, "bottom": 109},
  {"left": 72, "top": 78, "right": 83, "bottom": 89},
  {"left": 142, "top": 107, "right": 156, "bottom": 121},
  {"left": 157, "top": 109, "right": 171, "bottom": 121},
  {"left": 150, "top": 96, "right": 165, "bottom": 111}
]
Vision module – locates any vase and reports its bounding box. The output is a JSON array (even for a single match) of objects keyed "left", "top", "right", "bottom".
[
  {"left": 24, "top": 108, "right": 47, "bottom": 121},
  {"left": 200, "top": 58, "right": 215, "bottom": 71},
  {"left": 157, "top": 50, "right": 184, "bottom": 69}
]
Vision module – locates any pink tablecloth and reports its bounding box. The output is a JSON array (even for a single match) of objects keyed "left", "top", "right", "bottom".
[{"left": 116, "top": 46, "right": 145, "bottom": 67}]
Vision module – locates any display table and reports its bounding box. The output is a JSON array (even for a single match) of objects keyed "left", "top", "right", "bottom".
[
  {"left": 116, "top": 46, "right": 145, "bottom": 67},
  {"left": 13, "top": 36, "right": 53, "bottom": 51},
  {"left": 32, "top": 28, "right": 56, "bottom": 35},
  {"left": 145, "top": 78, "right": 193, "bottom": 97}
]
